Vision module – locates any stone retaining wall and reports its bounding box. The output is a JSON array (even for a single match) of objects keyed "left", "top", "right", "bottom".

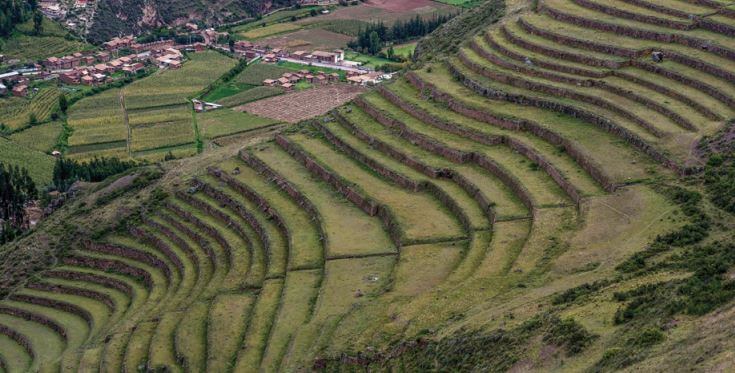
[{"left": 61, "top": 255, "right": 153, "bottom": 288}]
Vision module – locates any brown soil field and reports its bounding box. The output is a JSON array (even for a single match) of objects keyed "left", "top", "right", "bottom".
[
  {"left": 259, "top": 29, "right": 353, "bottom": 51},
  {"left": 236, "top": 85, "right": 367, "bottom": 123}
]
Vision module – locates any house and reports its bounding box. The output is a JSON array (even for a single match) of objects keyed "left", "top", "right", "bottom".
[
  {"left": 167, "top": 60, "right": 182, "bottom": 69},
  {"left": 0, "top": 83, "right": 6, "bottom": 95},
  {"left": 92, "top": 73, "right": 107, "bottom": 83},
  {"left": 263, "top": 53, "right": 277, "bottom": 63},
  {"left": 81, "top": 75, "right": 95, "bottom": 85},
  {"left": 291, "top": 51, "right": 307, "bottom": 60},
  {"left": 185, "top": 22, "right": 199, "bottom": 31},
  {"left": 122, "top": 63, "right": 144, "bottom": 74},
  {"left": 311, "top": 50, "right": 341, "bottom": 64},
  {"left": 59, "top": 72, "right": 80, "bottom": 84},
  {"left": 44, "top": 56, "right": 61, "bottom": 69},
  {"left": 118, "top": 56, "right": 132, "bottom": 64},
  {"left": 263, "top": 79, "right": 277, "bottom": 86},
  {"left": 282, "top": 83, "right": 294, "bottom": 91},
  {"left": 277, "top": 77, "right": 290, "bottom": 85},
  {"left": 315, "top": 75, "right": 327, "bottom": 84},
  {"left": 12, "top": 85, "right": 28, "bottom": 97},
  {"left": 82, "top": 55, "right": 95, "bottom": 65},
  {"left": 108, "top": 60, "right": 123, "bottom": 71},
  {"left": 329, "top": 73, "right": 340, "bottom": 82},
  {"left": 104, "top": 36, "right": 135, "bottom": 51},
  {"left": 96, "top": 52, "right": 111, "bottom": 62},
  {"left": 305, "top": 74, "right": 315, "bottom": 83}
]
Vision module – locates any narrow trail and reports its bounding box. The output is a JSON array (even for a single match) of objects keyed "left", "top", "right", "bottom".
[{"left": 119, "top": 90, "right": 131, "bottom": 157}]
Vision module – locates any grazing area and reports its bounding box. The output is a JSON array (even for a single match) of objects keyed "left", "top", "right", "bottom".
[
  {"left": 237, "top": 84, "right": 366, "bottom": 123},
  {"left": 3, "top": 0, "right": 735, "bottom": 372}
]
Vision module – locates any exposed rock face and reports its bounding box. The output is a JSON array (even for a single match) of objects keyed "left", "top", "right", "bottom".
[{"left": 86, "top": 0, "right": 297, "bottom": 44}]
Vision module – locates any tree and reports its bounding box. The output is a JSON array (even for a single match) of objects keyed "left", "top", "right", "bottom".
[
  {"left": 32, "top": 11, "right": 42, "bottom": 35},
  {"left": 28, "top": 113, "right": 37, "bottom": 126},
  {"left": 58, "top": 94, "right": 68, "bottom": 114},
  {"left": 387, "top": 45, "right": 395, "bottom": 60},
  {"left": 228, "top": 38, "right": 235, "bottom": 53},
  {"left": 368, "top": 31, "right": 381, "bottom": 55}
]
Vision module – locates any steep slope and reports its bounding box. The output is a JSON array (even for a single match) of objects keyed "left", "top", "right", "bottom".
[
  {"left": 87, "top": 0, "right": 298, "bottom": 43},
  {"left": 2, "top": 0, "right": 735, "bottom": 371}
]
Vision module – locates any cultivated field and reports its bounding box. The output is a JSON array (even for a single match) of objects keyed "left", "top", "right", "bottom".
[
  {"left": 0, "top": 87, "right": 61, "bottom": 130},
  {"left": 3, "top": 0, "right": 735, "bottom": 371},
  {"left": 8, "top": 121, "right": 62, "bottom": 153},
  {"left": 237, "top": 84, "right": 366, "bottom": 123},
  {"left": 0, "top": 137, "right": 55, "bottom": 186},
  {"left": 65, "top": 51, "right": 235, "bottom": 160}
]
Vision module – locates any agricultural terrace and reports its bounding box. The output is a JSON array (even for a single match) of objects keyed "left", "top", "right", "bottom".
[
  {"left": 3, "top": 0, "right": 735, "bottom": 371},
  {"left": 66, "top": 51, "right": 236, "bottom": 161},
  {"left": 8, "top": 122, "right": 62, "bottom": 153},
  {"left": 0, "top": 17, "right": 91, "bottom": 62},
  {"left": 0, "top": 87, "right": 61, "bottom": 130}
]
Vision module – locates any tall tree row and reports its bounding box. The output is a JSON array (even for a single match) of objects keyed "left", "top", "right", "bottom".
[
  {"left": 349, "top": 13, "right": 456, "bottom": 55},
  {"left": 0, "top": 163, "right": 37, "bottom": 244},
  {"left": 0, "top": 0, "right": 35, "bottom": 37}
]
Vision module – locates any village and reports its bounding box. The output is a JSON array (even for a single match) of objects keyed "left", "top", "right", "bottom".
[{"left": 0, "top": 22, "right": 388, "bottom": 99}]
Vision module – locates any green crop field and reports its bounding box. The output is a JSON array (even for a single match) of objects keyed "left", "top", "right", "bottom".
[
  {"left": 4, "top": 0, "right": 735, "bottom": 372},
  {"left": 8, "top": 121, "right": 62, "bottom": 153},
  {"left": 198, "top": 108, "right": 281, "bottom": 139},
  {"left": 240, "top": 23, "right": 302, "bottom": 39},
  {"left": 0, "top": 87, "right": 61, "bottom": 130},
  {"left": 216, "top": 86, "right": 284, "bottom": 107},
  {"left": 0, "top": 137, "right": 55, "bottom": 186}
]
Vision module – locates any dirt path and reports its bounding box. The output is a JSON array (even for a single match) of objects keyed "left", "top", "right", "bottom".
[{"left": 119, "top": 90, "right": 131, "bottom": 156}]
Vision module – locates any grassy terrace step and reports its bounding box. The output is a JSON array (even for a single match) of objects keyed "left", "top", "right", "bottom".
[
  {"left": 104, "top": 236, "right": 181, "bottom": 309},
  {"left": 461, "top": 43, "right": 690, "bottom": 138},
  {"left": 100, "top": 332, "right": 129, "bottom": 372},
  {"left": 260, "top": 270, "right": 320, "bottom": 372},
  {"left": 392, "top": 242, "right": 464, "bottom": 297},
  {"left": 572, "top": 0, "right": 735, "bottom": 36},
  {"left": 493, "top": 22, "right": 728, "bottom": 121},
  {"left": 254, "top": 144, "right": 397, "bottom": 256},
  {"left": 158, "top": 209, "right": 217, "bottom": 296},
  {"left": 282, "top": 133, "right": 465, "bottom": 243},
  {"left": 195, "top": 178, "right": 287, "bottom": 279},
  {"left": 233, "top": 279, "right": 283, "bottom": 371},
  {"left": 283, "top": 257, "right": 394, "bottom": 371},
  {"left": 215, "top": 158, "right": 323, "bottom": 270},
  {"left": 174, "top": 301, "right": 208, "bottom": 372},
  {"left": 382, "top": 80, "right": 605, "bottom": 197},
  {"left": 167, "top": 198, "right": 241, "bottom": 293},
  {"left": 446, "top": 57, "right": 690, "bottom": 173},
  {"left": 0, "top": 331, "right": 32, "bottom": 372},
  {"left": 489, "top": 25, "right": 719, "bottom": 131},
  {"left": 43, "top": 267, "right": 151, "bottom": 334},
  {"left": 185, "top": 191, "right": 265, "bottom": 287},
  {"left": 132, "top": 223, "right": 200, "bottom": 312},
  {"left": 14, "top": 287, "right": 107, "bottom": 342},
  {"left": 336, "top": 105, "right": 529, "bottom": 220},
  {"left": 148, "top": 311, "right": 183, "bottom": 372},
  {"left": 122, "top": 320, "right": 156, "bottom": 372},
  {"left": 409, "top": 66, "right": 657, "bottom": 183},
  {"left": 146, "top": 216, "right": 208, "bottom": 309},
  {"left": 541, "top": 0, "right": 735, "bottom": 56},
  {"left": 360, "top": 93, "right": 570, "bottom": 207},
  {"left": 38, "top": 277, "right": 131, "bottom": 337},
  {"left": 0, "top": 313, "right": 64, "bottom": 371},
  {"left": 525, "top": 8, "right": 735, "bottom": 72},
  {"left": 206, "top": 292, "right": 255, "bottom": 373},
  {"left": 67, "top": 251, "right": 170, "bottom": 317},
  {"left": 514, "top": 16, "right": 735, "bottom": 115},
  {"left": 325, "top": 112, "right": 492, "bottom": 230},
  {"left": 200, "top": 173, "right": 290, "bottom": 278},
  {"left": 77, "top": 347, "right": 102, "bottom": 373}
]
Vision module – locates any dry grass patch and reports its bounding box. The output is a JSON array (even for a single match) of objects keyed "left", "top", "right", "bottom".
[{"left": 392, "top": 242, "right": 463, "bottom": 296}]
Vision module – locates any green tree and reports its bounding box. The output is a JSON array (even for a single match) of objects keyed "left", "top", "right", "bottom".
[
  {"left": 228, "top": 38, "right": 235, "bottom": 53},
  {"left": 32, "top": 11, "right": 42, "bottom": 35},
  {"left": 58, "top": 94, "right": 68, "bottom": 114},
  {"left": 368, "top": 31, "right": 381, "bottom": 55},
  {"left": 28, "top": 113, "right": 37, "bottom": 125}
]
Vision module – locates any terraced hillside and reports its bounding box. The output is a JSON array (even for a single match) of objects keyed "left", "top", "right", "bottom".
[{"left": 1, "top": 0, "right": 735, "bottom": 371}]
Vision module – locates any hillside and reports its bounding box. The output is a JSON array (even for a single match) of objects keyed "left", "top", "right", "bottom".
[
  {"left": 87, "top": 0, "right": 298, "bottom": 43},
  {"left": 1, "top": 0, "right": 735, "bottom": 371}
]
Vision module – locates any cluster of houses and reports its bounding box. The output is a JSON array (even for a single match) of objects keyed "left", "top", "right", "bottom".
[
  {"left": 0, "top": 71, "right": 32, "bottom": 97},
  {"left": 263, "top": 70, "right": 341, "bottom": 91}
]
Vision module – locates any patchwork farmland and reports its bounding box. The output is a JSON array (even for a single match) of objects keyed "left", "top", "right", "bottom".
[
  {"left": 67, "top": 51, "right": 236, "bottom": 161},
  {"left": 2, "top": 0, "right": 735, "bottom": 371}
]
